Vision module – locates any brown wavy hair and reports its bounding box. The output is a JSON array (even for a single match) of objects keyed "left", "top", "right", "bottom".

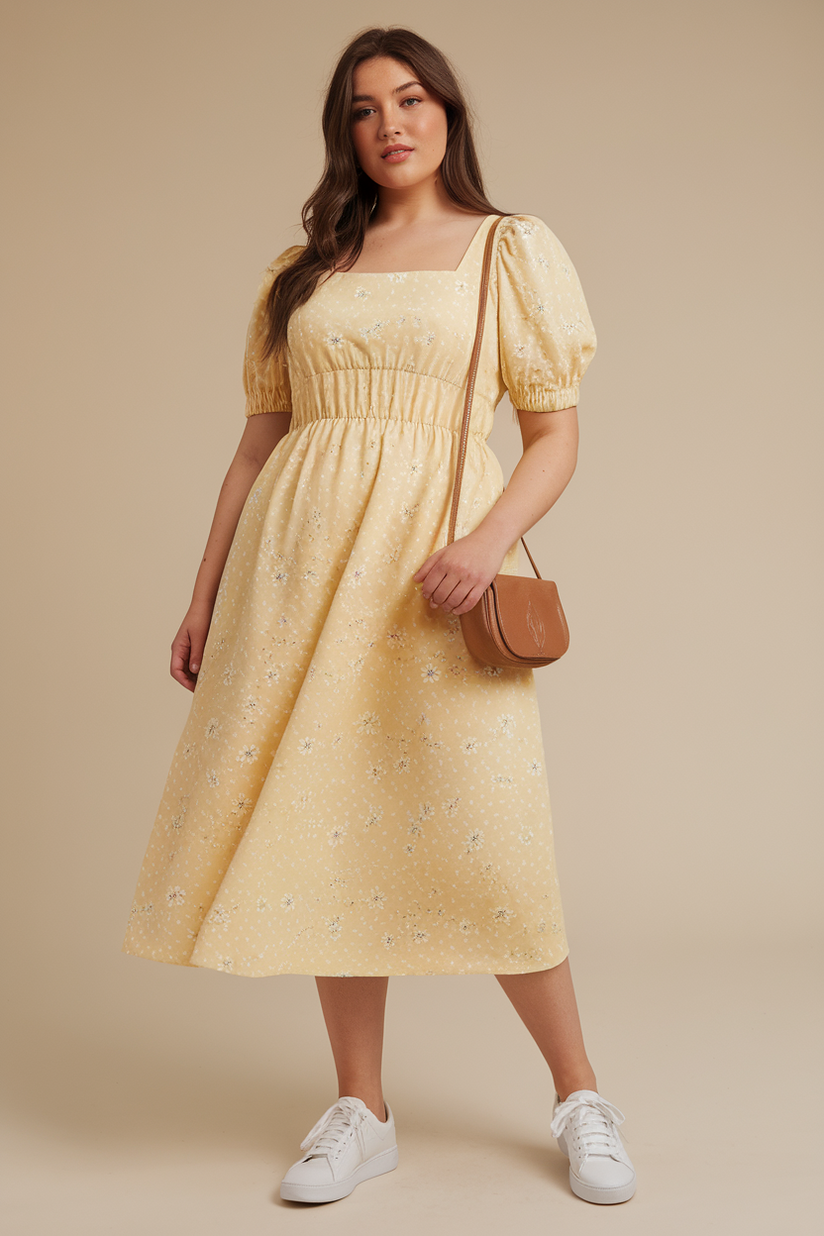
[{"left": 259, "top": 25, "right": 508, "bottom": 361}]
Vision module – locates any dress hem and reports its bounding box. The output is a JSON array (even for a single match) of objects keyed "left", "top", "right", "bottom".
[{"left": 120, "top": 941, "right": 570, "bottom": 979}]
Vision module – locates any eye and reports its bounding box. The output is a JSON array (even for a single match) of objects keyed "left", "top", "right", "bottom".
[{"left": 352, "top": 96, "right": 422, "bottom": 121}]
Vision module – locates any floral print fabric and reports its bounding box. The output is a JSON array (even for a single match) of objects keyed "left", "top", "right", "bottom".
[{"left": 121, "top": 213, "right": 597, "bottom": 977}]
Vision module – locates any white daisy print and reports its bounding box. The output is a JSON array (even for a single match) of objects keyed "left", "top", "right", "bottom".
[{"left": 119, "top": 213, "right": 588, "bottom": 981}]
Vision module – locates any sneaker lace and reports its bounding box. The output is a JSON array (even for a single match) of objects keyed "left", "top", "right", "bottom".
[
  {"left": 550, "top": 1094, "right": 626, "bottom": 1168},
  {"left": 300, "top": 1098, "right": 370, "bottom": 1161}
]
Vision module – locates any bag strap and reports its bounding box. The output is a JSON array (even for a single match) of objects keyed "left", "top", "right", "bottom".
[{"left": 446, "top": 213, "right": 543, "bottom": 581}]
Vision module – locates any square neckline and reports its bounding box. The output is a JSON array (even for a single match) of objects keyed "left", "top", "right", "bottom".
[{"left": 329, "top": 213, "right": 499, "bottom": 278}]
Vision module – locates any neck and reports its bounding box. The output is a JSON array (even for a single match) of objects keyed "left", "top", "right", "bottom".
[{"left": 368, "top": 177, "right": 457, "bottom": 229}]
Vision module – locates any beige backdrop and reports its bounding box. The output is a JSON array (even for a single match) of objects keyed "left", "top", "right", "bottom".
[{"left": 1, "top": 1, "right": 821, "bottom": 1232}]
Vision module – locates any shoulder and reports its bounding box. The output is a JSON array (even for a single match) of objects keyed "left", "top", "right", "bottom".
[
  {"left": 248, "top": 244, "right": 304, "bottom": 305},
  {"left": 265, "top": 243, "right": 305, "bottom": 275},
  {"left": 497, "top": 213, "right": 565, "bottom": 257},
  {"left": 498, "top": 212, "right": 548, "bottom": 234},
  {"left": 496, "top": 214, "right": 585, "bottom": 292}
]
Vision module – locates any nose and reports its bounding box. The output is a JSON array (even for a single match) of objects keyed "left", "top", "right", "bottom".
[{"left": 379, "top": 109, "right": 402, "bottom": 141}]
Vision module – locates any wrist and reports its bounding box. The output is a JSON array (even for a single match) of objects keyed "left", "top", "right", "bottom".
[
  {"left": 189, "top": 592, "right": 216, "bottom": 614},
  {"left": 471, "top": 510, "right": 522, "bottom": 558}
]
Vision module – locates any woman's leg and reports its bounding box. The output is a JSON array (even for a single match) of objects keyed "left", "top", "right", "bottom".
[
  {"left": 314, "top": 976, "right": 389, "bottom": 1122},
  {"left": 495, "top": 957, "right": 598, "bottom": 1101}
]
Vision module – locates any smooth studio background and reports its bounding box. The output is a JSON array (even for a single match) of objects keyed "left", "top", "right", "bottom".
[{"left": 1, "top": 1, "right": 821, "bottom": 1232}]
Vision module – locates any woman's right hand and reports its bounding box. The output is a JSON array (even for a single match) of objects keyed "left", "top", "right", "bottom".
[{"left": 170, "top": 601, "right": 214, "bottom": 693}]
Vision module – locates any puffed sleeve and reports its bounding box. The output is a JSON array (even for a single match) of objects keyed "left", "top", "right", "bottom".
[
  {"left": 497, "top": 214, "right": 597, "bottom": 412},
  {"left": 242, "top": 245, "right": 304, "bottom": 417}
]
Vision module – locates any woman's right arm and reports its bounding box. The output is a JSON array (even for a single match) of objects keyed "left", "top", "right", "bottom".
[{"left": 170, "top": 410, "right": 292, "bottom": 691}]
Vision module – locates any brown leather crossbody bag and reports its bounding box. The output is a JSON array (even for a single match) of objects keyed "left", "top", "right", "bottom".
[{"left": 449, "top": 213, "right": 571, "bottom": 670}]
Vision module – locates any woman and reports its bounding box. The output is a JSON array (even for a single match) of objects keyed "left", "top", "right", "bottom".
[{"left": 122, "top": 26, "right": 637, "bottom": 1208}]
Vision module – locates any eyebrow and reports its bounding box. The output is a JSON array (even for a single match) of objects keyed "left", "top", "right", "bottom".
[{"left": 351, "top": 81, "right": 423, "bottom": 104}]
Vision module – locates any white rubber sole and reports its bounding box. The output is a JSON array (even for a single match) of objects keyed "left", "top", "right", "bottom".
[
  {"left": 279, "top": 1143, "right": 399, "bottom": 1203},
  {"left": 556, "top": 1132, "right": 636, "bottom": 1204}
]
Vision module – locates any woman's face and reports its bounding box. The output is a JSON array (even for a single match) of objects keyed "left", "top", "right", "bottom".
[{"left": 349, "top": 56, "right": 448, "bottom": 190}]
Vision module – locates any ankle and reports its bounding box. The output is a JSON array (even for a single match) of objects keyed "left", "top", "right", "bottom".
[
  {"left": 554, "top": 1073, "right": 598, "bottom": 1103},
  {"left": 339, "top": 1091, "right": 386, "bottom": 1122}
]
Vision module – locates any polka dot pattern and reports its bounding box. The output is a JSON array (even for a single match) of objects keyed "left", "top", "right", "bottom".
[{"left": 121, "top": 214, "right": 597, "bottom": 977}]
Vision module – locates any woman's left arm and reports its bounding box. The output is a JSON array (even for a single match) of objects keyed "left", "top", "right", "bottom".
[{"left": 413, "top": 405, "right": 578, "bottom": 615}]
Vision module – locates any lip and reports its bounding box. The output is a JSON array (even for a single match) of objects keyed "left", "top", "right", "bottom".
[{"left": 381, "top": 145, "right": 413, "bottom": 159}]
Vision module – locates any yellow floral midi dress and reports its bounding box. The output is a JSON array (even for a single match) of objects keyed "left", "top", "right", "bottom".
[{"left": 121, "top": 212, "right": 597, "bottom": 978}]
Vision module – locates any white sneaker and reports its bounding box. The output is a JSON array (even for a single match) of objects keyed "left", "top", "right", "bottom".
[
  {"left": 279, "top": 1095, "right": 398, "bottom": 1203},
  {"left": 551, "top": 1089, "right": 637, "bottom": 1204}
]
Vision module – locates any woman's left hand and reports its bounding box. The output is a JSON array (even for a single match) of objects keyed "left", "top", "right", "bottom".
[{"left": 412, "top": 529, "right": 508, "bottom": 616}]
